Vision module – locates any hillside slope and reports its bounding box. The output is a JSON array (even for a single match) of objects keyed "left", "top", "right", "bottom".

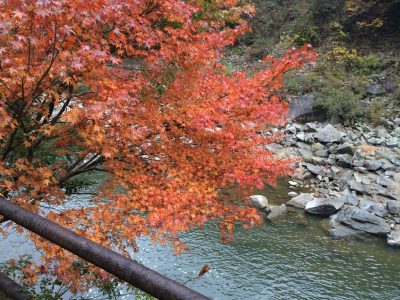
[{"left": 227, "top": 0, "right": 400, "bottom": 124}]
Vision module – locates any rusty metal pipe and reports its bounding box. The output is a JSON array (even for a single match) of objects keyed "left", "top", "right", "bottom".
[
  {"left": 0, "top": 198, "right": 209, "bottom": 300},
  {"left": 0, "top": 273, "right": 32, "bottom": 300}
]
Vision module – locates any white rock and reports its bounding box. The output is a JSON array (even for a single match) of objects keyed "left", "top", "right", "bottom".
[
  {"left": 248, "top": 195, "right": 269, "bottom": 210},
  {"left": 287, "top": 193, "right": 315, "bottom": 209},
  {"left": 387, "top": 231, "right": 400, "bottom": 247}
]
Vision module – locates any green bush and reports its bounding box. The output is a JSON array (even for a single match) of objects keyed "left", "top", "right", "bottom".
[
  {"left": 365, "top": 101, "right": 384, "bottom": 125},
  {"left": 314, "top": 85, "right": 362, "bottom": 121},
  {"left": 284, "top": 71, "right": 318, "bottom": 95},
  {"left": 313, "top": 65, "right": 369, "bottom": 121},
  {"left": 351, "top": 54, "right": 387, "bottom": 75},
  {"left": 292, "top": 25, "right": 320, "bottom": 47}
]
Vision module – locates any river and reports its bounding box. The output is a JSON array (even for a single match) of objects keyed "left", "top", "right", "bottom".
[{"left": 1, "top": 182, "right": 400, "bottom": 299}]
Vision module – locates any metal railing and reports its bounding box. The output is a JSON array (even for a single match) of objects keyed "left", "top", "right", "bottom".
[
  {"left": 0, "top": 198, "right": 209, "bottom": 300},
  {"left": 0, "top": 273, "right": 31, "bottom": 300}
]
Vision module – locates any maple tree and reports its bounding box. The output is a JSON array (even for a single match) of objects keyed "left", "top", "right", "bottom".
[{"left": 0, "top": 0, "right": 316, "bottom": 292}]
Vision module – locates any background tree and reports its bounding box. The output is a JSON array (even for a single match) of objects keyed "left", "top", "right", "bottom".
[{"left": 0, "top": 0, "right": 315, "bottom": 291}]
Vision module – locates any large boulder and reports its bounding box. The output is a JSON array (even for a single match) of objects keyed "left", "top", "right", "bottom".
[
  {"left": 288, "top": 94, "right": 316, "bottom": 121},
  {"left": 387, "top": 231, "right": 400, "bottom": 247},
  {"left": 366, "top": 84, "right": 386, "bottom": 95},
  {"left": 334, "top": 207, "right": 391, "bottom": 236},
  {"left": 315, "top": 124, "right": 343, "bottom": 143},
  {"left": 305, "top": 197, "right": 345, "bottom": 217},
  {"left": 329, "top": 214, "right": 365, "bottom": 238},
  {"left": 287, "top": 193, "right": 315, "bottom": 209},
  {"left": 249, "top": 195, "right": 269, "bottom": 210}
]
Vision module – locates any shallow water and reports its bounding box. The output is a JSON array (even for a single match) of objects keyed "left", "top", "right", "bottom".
[{"left": 1, "top": 182, "right": 400, "bottom": 299}]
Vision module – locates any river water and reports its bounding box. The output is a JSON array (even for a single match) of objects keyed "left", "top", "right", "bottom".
[{"left": 1, "top": 182, "right": 400, "bottom": 299}]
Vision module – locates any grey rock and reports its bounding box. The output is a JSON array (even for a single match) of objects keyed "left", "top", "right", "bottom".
[
  {"left": 361, "top": 177, "right": 371, "bottom": 185},
  {"left": 325, "top": 169, "right": 337, "bottom": 180},
  {"left": 336, "top": 154, "right": 353, "bottom": 168},
  {"left": 336, "top": 143, "right": 355, "bottom": 155},
  {"left": 312, "top": 157, "right": 324, "bottom": 165},
  {"left": 350, "top": 180, "right": 364, "bottom": 193},
  {"left": 331, "top": 166, "right": 341, "bottom": 174},
  {"left": 377, "top": 186, "right": 400, "bottom": 201},
  {"left": 387, "top": 231, "right": 400, "bottom": 247},
  {"left": 386, "top": 138, "right": 398, "bottom": 148},
  {"left": 297, "top": 142, "right": 312, "bottom": 150},
  {"left": 383, "top": 77, "right": 398, "bottom": 92},
  {"left": 288, "top": 191, "right": 298, "bottom": 198},
  {"left": 353, "top": 160, "right": 365, "bottom": 168},
  {"left": 297, "top": 148, "right": 313, "bottom": 162},
  {"left": 296, "top": 132, "right": 306, "bottom": 141},
  {"left": 394, "top": 118, "right": 400, "bottom": 127},
  {"left": 287, "top": 193, "right": 315, "bottom": 209},
  {"left": 305, "top": 197, "right": 345, "bottom": 217},
  {"left": 359, "top": 200, "right": 388, "bottom": 218},
  {"left": 284, "top": 136, "right": 297, "bottom": 147},
  {"left": 303, "top": 163, "right": 324, "bottom": 176},
  {"left": 366, "top": 160, "right": 383, "bottom": 171},
  {"left": 339, "top": 170, "right": 354, "bottom": 185},
  {"left": 304, "top": 122, "right": 318, "bottom": 132},
  {"left": 335, "top": 207, "right": 391, "bottom": 236},
  {"left": 381, "top": 159, "right": 395, "bottom": 171},
  {"left": 311, "top": 143, "right": 325, "bottom": 152},
  {"left": 353, "top": 172, "right": 363, "bottom": 183},
  {"left": 376, "top": 176, "right": 394, "bottom": 188},
  {"left": 249, "top": 195, "right": 269, "bottom": 210},
  {"left": 348, "top": 131, "right": 359, "bottom": 141},
  {"left": 329, "top": 214, "right": 365, "bottom": 238},
  {"left": 392, "top": 157, "right": 400, "bottom": 166},
  {"left": 339, "top": 193, "right": 359, "bottom": 206},
  {"left": 265, "top": 143, "right": 283, "bottom": 152},
  {"left": 354, "top": 167, "right": 367, "bottom": 173},
  {"left": 316, "top": 124, "right": 343, "bottom": 144},
  {"left": 286, "top": 125, "right": 297, "bottom": 134},
  {"left": 328, "top": 144, "right": 338, "bottom": 154},
  {"left": 385, "top": 170, "right": 395, "bottom": 177},
  {"left": 315, "top": 149, "right": 329, "bottom": 157},
  {"left": 366, "top": 84, "right": 386, "bottom": 95},
  {"left": 267, "top": 204, "right": 287, "bottom": 220},
  {"left": 368, "top": 138, "right": 378, "bottom": 145},
  {"left": 387, "top": 200, "right": 400, "bottom": 215},
  {"left": 288, "top": 94, "right": 316, "bottom": 120}
]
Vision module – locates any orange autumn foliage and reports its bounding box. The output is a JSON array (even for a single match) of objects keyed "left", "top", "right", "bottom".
[{"left": 0, "top": 0, "right": 316, "bottom": 291}]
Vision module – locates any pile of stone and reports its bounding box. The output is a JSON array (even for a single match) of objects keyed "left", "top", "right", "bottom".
[{"left": 265, "top": 120, "right": 400, "bottom": 246}]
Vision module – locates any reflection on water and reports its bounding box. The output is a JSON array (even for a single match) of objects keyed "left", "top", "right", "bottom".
[{"left": 1, "top": 180, "right": 400, "bottom": 299}]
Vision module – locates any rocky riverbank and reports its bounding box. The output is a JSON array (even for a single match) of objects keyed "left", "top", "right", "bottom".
[{"left": 252, "top": 119, "right": 400, "bottom": 247}]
